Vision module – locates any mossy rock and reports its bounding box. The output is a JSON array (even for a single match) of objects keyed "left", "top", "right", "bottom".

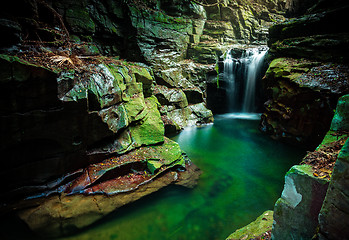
[
  {"left": 132, "top": 67, "right": 154, "bottom": 97},
  {"left": 98, "top": 104, "right": 128, "bottom": 134},
  {"left": 226, "top": 210, "right": 273, "bottom": 240},
  {"left": 124, "top": 93, "right": 147, "bottom": 123},
  {"left": 65, "top": 7, "right": 95, "bottom": 34},
  {"left": 266, "top": 58, "right": 314, "bottom": 81},
  {"left": 330, "top": 94, "right": 349, "bottom": 132},
  {"left": 130, "top": 96, "right": 164, "bottom": 147},
  {"left": 316, "top": 130, "right": 349, "bottom": 150},
  {"left": 272, "top": 165, "right": 329, "bottom": 240},
  {"left": 145, "top": 138, "right": 185, "bottom": 174}
]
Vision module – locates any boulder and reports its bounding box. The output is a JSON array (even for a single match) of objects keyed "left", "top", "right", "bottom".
[{"left": 272, "top": 165, "right": 329, "bottom": 240}]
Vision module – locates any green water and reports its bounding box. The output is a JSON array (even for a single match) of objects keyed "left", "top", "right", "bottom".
[{"left": 56, "top": 113, "right": 305, "bottom": 240}]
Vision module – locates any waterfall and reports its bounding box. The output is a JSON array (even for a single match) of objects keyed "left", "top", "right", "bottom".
[
  {"left": 223, "top": 50, "right": 237, "bottom": 111},
  {"left": 223, "top": 47, "right": 268, "bottom": 113}
]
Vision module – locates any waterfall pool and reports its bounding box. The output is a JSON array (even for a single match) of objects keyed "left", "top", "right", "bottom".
[{"left": 52, "top": 114, "right": 305, "bottom": 240}]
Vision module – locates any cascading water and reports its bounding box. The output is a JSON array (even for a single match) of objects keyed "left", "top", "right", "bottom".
[
  {"left": 223, "top": 47, "right": 268, "bottom": 113},
  {"left": 223, "top": 50, "right": 237, "bottom": 111}
]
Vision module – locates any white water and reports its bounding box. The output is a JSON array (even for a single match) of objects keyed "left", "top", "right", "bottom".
[
  {"left": 223, "top": 50, "right": 237, "bottom": 111},
  {"left": 223, "top": 47, "right": 268, "bottom": 113}
]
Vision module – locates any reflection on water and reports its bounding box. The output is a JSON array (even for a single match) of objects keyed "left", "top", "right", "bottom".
[{"left": 2, "top": 115, "right": 305, "bottom": 240}]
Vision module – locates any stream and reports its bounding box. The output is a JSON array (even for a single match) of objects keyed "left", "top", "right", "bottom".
[{"left": 57, "top": 113, "right": 305, "bottom": 240}]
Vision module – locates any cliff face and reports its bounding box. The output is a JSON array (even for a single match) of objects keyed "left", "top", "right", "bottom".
[
  {"left": 260, "top": 0, "right": 349, "bottom": 148},
  {"left": 0, "top": 53, "right": 202, "bottom": 237},
  {"left": 262, "top": 1, "right": 349, "bottom": 239}
]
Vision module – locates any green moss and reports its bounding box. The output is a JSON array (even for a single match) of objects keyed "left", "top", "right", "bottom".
[
  {"left": 124, "top": 94, "right": 147, "bottom": 123},
  {"left": 130, "top": 96, "right": 164, "bottom": 147},
  {"left": 286, "top": 164, "right": 313, "bottom": 177},
  {"left": 132, "top": 67, "right": 153, "bottom": 85},
  {"left": 145, "top": 138, "right": 185, "bottom": 174},
  {"left": 266, "top": 58, "right": 316, "bottom": 84},
  {"left": 65, "top": 85, "right": 87, "bottom": 101},
  {"left": 215, "top": 63, "right": 220, "bottom": 88},
  {"left": 129, "top": 6, "right": 192, "bottom": 33},
  {"left": 316, "top": 131, "right": 348, "bottom": 150},
  {"left": 65, "top": 7, "right": 95, "bottom": 33},
  {"left": 330, "top": 94, "right": 349, "bottom": 132},
  {"left": 226, "top": 210, "right": 273, "bottom": 240}
]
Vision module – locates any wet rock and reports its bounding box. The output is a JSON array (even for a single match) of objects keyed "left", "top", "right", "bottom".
[
  {"left": 65, "top": 7, "right": 95, "bottom": 34},
  {"left": 272, "top": 165, "right": 329, "bottom": 240},
  {"left": 188, "top": 102, "right": 214, "bottom": 124},
  {"left": 154, "top": 85, "right": 188, "bottom": 109},
  {"left": 12, "top": 138, "right": 198, "bottom": 237},
  {"left": 183, "top": 88, "right": 204, "bottom": 104},
  {"left": 330, "top": 94, "right": 349, "bottom": 132},
  {"left": 0, "top": 55, "right": 201, "bottom": 237},
  {"left": 259, "top": 58, "right": 349, "bottom": 148},
  {"left": 226, "top": 210, "right": 273, "bottom": 240},
  {"left": 268, "top": 4, "right": 349, "bottom": 62},
  {"left": 318, "top": 97, "right": 349, "bottom": 240},
  {"left": 285, "top": 0, "right": 318, "bottom": 17}
]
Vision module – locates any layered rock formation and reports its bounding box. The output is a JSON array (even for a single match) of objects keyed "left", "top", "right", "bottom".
[
  {"left": 260, "top": 0, "right": 349, "bottom": 148},
  {"left": 0, "top": 53, "right": 201, "bottom": 237},
  {"left": 272, "top": 94, "right": 349, "bottom": 240},
  {"left": 259, "top": 0, "right": 349, "bottom": 239}
]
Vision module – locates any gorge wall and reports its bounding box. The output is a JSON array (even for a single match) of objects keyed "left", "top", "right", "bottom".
[{"left": 260, "top": 0, "right": 349, "bottom": 239}]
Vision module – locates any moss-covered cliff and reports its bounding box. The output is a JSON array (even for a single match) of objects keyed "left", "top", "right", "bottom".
[
  {"left": 260, "top": 0, "right": 349, "bottom": 148},
  {"left": 257, "top": 1, "right": 349, "bottom": 239}
]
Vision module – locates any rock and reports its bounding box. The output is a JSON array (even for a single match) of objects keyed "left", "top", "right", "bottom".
[
  {"left": 132, "top": 66, "right": 155, "bottom": 97},
  {"left": 183, "top": 87, "right": 204, "bottom": 104},
  {"left": 0, "top": 54, "right": 201, "bottom": 237},
  {"left": 272, "top": 165, "right": 329, "bottom": 240},
  {"left": 65, "top": 7, "right": 95, "bottom": 34},
  {"left": 259, "top": 58, "right": 349, "bottom": 148},
  {"left": 268, "top": 4, "right": 349, "bottom": 62},
  {"left": 187, "top": 42, "right": 225, "bottom": 64},
  {"left": 13, "top": 137, "right": 196, "bottom": 237},
  {"left": 129, "top": 96, "right": 165, "bottom": 148},
  {"left": 226, "top": 210, "right": 273, "bottom": 240},
  {"left": 175, "top": 157, "right": 202, "bottom": 188},
  {"left": 0, "top": 19, "right": 22, "bottom": 48},
  {"left": 285, "top": 0, "right": 318, "bottom": 17},
  {"left": 317, "top": 94, "right": 349, "bottom": 239},
  {"left": 330, "top": 94, "right": 349, "bottom": 132},
  {"left": 189, "top": 102, "right": 214, "bottom": 124}
]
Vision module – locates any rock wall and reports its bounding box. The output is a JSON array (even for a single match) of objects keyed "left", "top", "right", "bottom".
[
  {"left": 272, "top": 94, "right": 349, "bottom": 240},
  {"left": 259, "top": 1, "right": 349, "bottom": 239},
  {"left": 260, "top": 0, "right": 349, "bottom": 148},
  {"left": 318, "top": 94, "right": 349, "bottom": 240},
  {"left": 0, "top": 53, "right": 201, "bottom": 237}
]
